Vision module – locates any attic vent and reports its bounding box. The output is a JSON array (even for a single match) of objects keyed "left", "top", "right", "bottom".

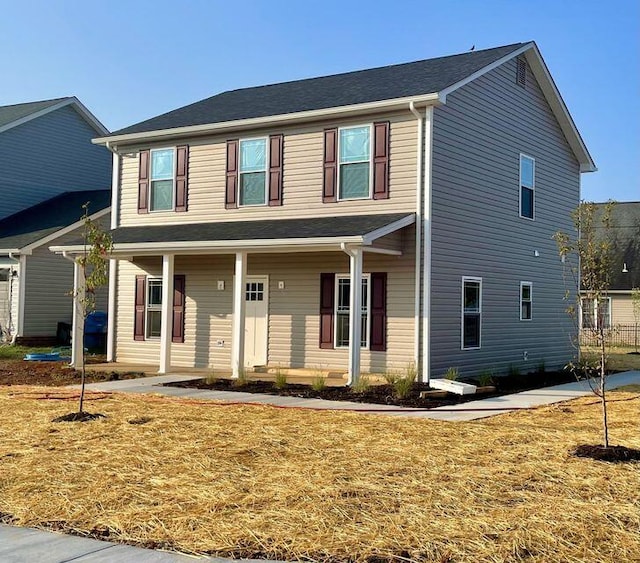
[{"left": 516, "top": 57, "right": 527, "bottom": 88}]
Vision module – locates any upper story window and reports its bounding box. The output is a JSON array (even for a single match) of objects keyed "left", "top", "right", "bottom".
[
  {"left": 323, "top": 122, "right": 389, "bottom": 203},
  {"left": 225, "top": 135, "right": 283, "bottom": 209},
  {"left": 138, "top": 146, "right": 188, "bottom": 214},
  {"left": 520, "top": 154, "right": 535, "bottom": 220},
  {"left": 339, "top": 126, "right": 371, "bottom": 200},
  {"left": 462, "top": 277, "right": 482, "bottom": 350},
  {"left": 150, "top": 149, "right": 175, "bottom": 211},
  {"left": 239, "top": 138, "right": 268, "bottom": 206}
]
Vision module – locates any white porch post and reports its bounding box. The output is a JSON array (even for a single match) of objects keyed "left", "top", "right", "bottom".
[
  {"left": 158, "top": 254, "right": 174, "bottom": 374},
  {"left": 106, "top": 258, "right": 117, "bottom": 362},
  {"left": 347, "top": 248, "right": 363, "bottom": 385},
  {"left": 71, "top": 259, "right": 85, "bottom": 368},
  {"left": 231, "top": 251, "right": 247, "bottom": 378}
]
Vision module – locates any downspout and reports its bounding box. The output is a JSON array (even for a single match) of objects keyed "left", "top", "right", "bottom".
[
  {"left": 409, "top": 102, "right": 423, "bottom": 377},
  {"left": 422, "top": 106, "right": 435, "bottom": 384}
]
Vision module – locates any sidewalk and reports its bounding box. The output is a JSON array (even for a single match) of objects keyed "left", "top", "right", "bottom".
[
  {"left": 76, "top": 370, "right": 640, "bottom": 421},
  {"left": 0, "top": 524, "right": 269, "bottom": 563}
]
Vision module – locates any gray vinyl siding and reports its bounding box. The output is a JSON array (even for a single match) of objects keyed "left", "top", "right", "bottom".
[
  {"left": 22, "top": 218, "right": 110, "bottom": 337},
  {"left": 429, "top": 57, "right": 580, "bottom": 378},
  {"left": 0, "top": 105, "right": 111, "bottom": 220}
]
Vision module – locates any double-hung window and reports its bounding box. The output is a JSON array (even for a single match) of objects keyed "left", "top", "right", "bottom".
[
  {"left": 520, "top": 154, "right": 535, "bottom": 219},
  {"left": 339, "top": 125, "right": 371, "bottom": 200},
  {"left": 239, "top": 138, "right": 268, "bottom": 206},
  {"left": 462, "top": 277, "right": 482, "bottom": 349},
  {"left": 146, "top": 279, "right": 163, "bottom": 338},
  {"left": 335, "top": 274, "right": 370, "bottom": 348},
  {"left": 520, "top": 282, "right": 533, "bottom": 321},
  {"left": 150, "top": 149, "right": 175, "bottom": 211},
  {"left": 581, "top": 297, "right": 611, "bottom": 330}
]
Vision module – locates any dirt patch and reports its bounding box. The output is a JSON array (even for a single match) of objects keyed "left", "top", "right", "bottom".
[
  {"left": 0, "top": 359, "right": 143, "bottom": 387},
  {"left": 573, "top": 444, "right": 640, "bottom": 462},
  {"left": 52, "top": 412, "right": 106, "bottom": 423},
  {"left": 166, "top": 369, "right": 578, "bottom": 408}
]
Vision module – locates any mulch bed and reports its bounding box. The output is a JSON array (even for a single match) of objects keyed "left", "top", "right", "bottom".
[
  {"left": 166, "top": 369, "right": 578, "bottom": 408},
  {"left": 573, "top": 444, "right": 640, "bottom": 462},
  {"left": 0, "top": 359, "right": 143, "bottom": 387}
]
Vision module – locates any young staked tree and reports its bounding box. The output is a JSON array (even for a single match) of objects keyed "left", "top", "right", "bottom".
[
  {"left": 74, "top": 202, "right": 113, "bottom": 416},
  {"left": 632, "top": 287, "right": 640, "bottom": 354},
  {"left": 554, "top": 200, "right": 615, "bottom": 448}
]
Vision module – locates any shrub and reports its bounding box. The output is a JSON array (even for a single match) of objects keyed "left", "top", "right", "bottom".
[
  {"left": 444, "top": 367, "right": 459, "bottom": 381},
  {"left": 383, "top": 371, "right": 400, "bottom": 385},
  {"left": 477, "top": 370, "right": 494, "bottom": 387},
  {"left": 274, "top": 368, "right": 288, "bottom": 389},
  {"left": 233, "top": 369, "right": 250, "bottom": 387},
  {"left": 311, "top": 375, "right": 327, "bottom": 392},
  {"left": 351, "top": 375, "right": 371, "bottom": 394},
  {"left": 205, "top": 369, "right": 217, "bottom": 385},
  {"left": 392, "top": 363, "right": 418, "bottom": 399}
]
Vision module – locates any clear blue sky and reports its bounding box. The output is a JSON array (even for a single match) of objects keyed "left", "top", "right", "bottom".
[{"left": 1, "top": 0, "right": 637, "bottom": 202}]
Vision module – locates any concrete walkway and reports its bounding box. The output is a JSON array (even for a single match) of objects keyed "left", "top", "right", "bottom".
[
  {"left": 77, "top": 370, "right": 640, "bottom": 421},
  {"left": 0, "top": 524, "right": 269, "bottom": 562}
]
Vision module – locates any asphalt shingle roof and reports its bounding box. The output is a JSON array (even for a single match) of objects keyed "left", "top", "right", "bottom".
[
  {"left": 111, "top": 43, "right": 526, "bottom": 137},
  {"left": 591, "top": 202, "right": 640, "bottom": 291},
  {"left": 0, "top": 190, "right": 111, "bottom": 250},
  {"left": 110, "top": 213, "right": 413, "bottom": 245},
  {"left": 0, "top": 97, "right": 70, "bottom": 130}
]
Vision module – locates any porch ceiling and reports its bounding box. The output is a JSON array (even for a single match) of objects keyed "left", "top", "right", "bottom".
[{"left": 53, "top": 213, "right": 415, "bottom": 256}]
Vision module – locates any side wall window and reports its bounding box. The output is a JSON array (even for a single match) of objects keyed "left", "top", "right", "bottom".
[
  {"left": 520, "top": 282, "right": 532, "bottom": 321},
  {"left": 581, "top": 297, "right": 611, "bottom": 330},
  {"left": 520, "top": 154, "right": 535, "bottom": 219},
  {"left": 462, "top": 277, "right": 482, "bottom": 349}
]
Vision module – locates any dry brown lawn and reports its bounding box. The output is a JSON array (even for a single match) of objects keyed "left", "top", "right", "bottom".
[{"left": 0, "top": 386, "right": 639, "bottom": 562}]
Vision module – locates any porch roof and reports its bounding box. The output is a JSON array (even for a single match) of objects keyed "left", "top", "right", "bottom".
[{"left": 52, "top": 213, "right": 415, "bottom": 256}]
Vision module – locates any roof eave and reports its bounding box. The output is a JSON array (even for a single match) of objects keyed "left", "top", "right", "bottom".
[{"left": 93, "top": 93, "right": 442, "bottom": 147}]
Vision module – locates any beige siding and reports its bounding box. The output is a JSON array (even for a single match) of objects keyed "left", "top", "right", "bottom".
[
  {"left": 115, "top": 230, "right": 416, "bottom": 373},
  {"left": 118, "top": 112, "right": 418, "bottom": 227},
  {"left": 22, "top": 218, "right": 110, "bottom": 337},
  {"left": 611, "top": 294, "right": 637, "bottom": 325}
]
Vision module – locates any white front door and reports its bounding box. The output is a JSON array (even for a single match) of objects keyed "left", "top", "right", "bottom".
[{"left": 244, "top": 276, "right": 268, "bottom": 367}]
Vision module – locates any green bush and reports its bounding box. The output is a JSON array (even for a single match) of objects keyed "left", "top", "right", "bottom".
[
  {"left": 351, "top": 375, "right": 371, "bottom": 394},
  {"left": 274, "top": 368, "right": 288, "bottom": 389},
  {"left": 477, "top": 370, "right": 494, "bottom": 387},
  {"left": 444, "top": 367, "right": 459, "bottom": 381},
  {"left": 311, "top": 375, "right": 327, "bottom": 392}
]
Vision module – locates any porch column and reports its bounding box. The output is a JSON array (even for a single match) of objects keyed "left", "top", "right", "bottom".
[
  {"left": 158, "top": 254, "right": 174, "bottom": 374},
  {"left": 106, "top": 259, "right": 117, "bottom": 362},
  {"left": 70, "top": 259, "right": 85, "bottom": 368},
  {"left": 347, "top": 248, "right": 363, "bottom": 385},
  {"left": 231, "top": 251, "right": 247, "bottom": 378}
]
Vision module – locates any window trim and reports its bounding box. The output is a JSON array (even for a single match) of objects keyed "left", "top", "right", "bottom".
[
  {"left": 238, "top": 136, "right": 269, "bottom": 207},
  {"left": 519, "top": 153, "right": 535, "bottom": 221},
  {"left": 334, "top": 273, "right": 371, "bottom": 349},
  {"left": 461, "top": 276, "right": 482, "bottom": 350},
  {"left": 149, "top": 147, "right": 176, "bottom": 213},
  {"left": 520, "top": 281, "right": 533, "bottom": 321},
  {"left": 145, "top": 277, "right": 163, "bottom": 339},
  {"left": 337, "top": 123, "right": 373, "bottom": 202}
]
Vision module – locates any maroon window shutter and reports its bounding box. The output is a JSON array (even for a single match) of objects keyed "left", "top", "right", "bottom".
[
  {"left": 172, "top": 274, "right": 185, "bottom": 343},
  {"left": 138, "top": 150, "right": 150, "bottom": 213},
  {"left": 175, "top": 145, "right": 189, "bottom": 212},
  {"left": 319, "top": 273, "right": 335, "bottom": 349},
  {"left": 268, "top": 134, "right": 284, "bottom": 206},
  {"left": 226, "top": 140, "right": 239, "bottom": 209},
  {"left": 134, "top": 275, "right": 146, "bottom": 341},
  {"left": 370, "top": 272, "right": 387, "bottom": 351},
  {"left": 323, "top": 129, "right": 338, "bottom": 203},
  {"left": 373, "top": 122, "right": 390, "bottom": 200}
]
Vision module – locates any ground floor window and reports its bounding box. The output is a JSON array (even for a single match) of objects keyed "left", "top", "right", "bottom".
[
  {"left": 520, "top": 281, "right": 532, "bottom": 321},
  {"left": 581, "top": 297, "right": 611, "bottom": 330},
  {"left": 462, "top": 277, "right": 482, "bottom": 349},
  {"left": 146, "top": 278, "right": 163, "bottom": 338},
  {"left": 335, "top": 275, "right": 370, "bottom": 348}
]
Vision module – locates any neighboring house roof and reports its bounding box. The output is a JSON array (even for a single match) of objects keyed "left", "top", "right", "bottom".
[
  {"left": 0, "top": 97, "right": 109, "bottom": 136},
  {"left": 587, "top": 202, "right": 640, "bottom": 291},
  {"left": 96, "top": 42, "right": 594, "bottom": 172},
  {"left": 0, "top": 189, "right": 111, "bottom": 252}
]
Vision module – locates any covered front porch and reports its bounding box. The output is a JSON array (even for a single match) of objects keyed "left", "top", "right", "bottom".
[{"left": 55, "top": 213, "right": 418, "bottom": 384}]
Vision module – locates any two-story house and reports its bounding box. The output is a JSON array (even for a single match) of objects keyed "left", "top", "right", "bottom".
[
  {"left": 0, "top": 97, "right": 111, "bottom": 344},
  {"left": 55, "top": 42, "right": 595, "bottom": 382}
]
